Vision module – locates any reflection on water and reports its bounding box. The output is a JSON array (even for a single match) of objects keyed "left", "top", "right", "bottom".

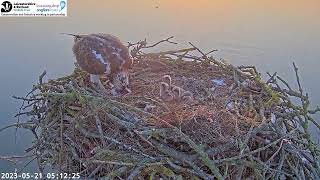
[{"left": 0, "top": 0, "right": 319, "bottom": 172}]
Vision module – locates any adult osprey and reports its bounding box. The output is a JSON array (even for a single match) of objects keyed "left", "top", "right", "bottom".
[{"left": 64, "top": 33, "right": 133, "bottom": 95}]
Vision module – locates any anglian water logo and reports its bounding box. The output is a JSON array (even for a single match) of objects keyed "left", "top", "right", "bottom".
[
  {"left": 59, "top": 0, "right": 65, "bottom": 11},
  {"left": 1, "top": 1, "right": 12, "bottom": 12}
]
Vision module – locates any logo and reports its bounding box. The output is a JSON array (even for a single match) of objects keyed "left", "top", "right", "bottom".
[
  {"left": 1, "top": 1, "right": 12, "bottom": 12},
  {"left": 0, "top": 0, "right": 67, "bottom": 17},
  {"left": 59, "top": 0, "right": 65, "bottom": 11}
]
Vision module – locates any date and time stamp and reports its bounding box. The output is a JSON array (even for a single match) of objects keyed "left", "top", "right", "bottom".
[{"left": 1, "top": 172, "right": 80, "bottom": 179}]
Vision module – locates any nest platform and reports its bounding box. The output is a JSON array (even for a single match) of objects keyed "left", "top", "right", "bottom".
[{"left": 11, "top": 38, "right": 320, "bottom": 179}]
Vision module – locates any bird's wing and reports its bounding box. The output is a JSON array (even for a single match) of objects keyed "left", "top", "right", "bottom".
[
  {"left": 91, "top": 34, "right": 132, "bottom": 71},
  {"left": 72, "top": 36, "right": 110, "bottom": 75}
]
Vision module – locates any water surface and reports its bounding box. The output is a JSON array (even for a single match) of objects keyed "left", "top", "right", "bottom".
[{"left": 1, "top": 0, "right": 319, "bottom": 172}]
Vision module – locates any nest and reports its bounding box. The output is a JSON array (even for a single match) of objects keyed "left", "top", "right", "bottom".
[{"left": 11, "top": 37, "right": 320, "bottom": 179}]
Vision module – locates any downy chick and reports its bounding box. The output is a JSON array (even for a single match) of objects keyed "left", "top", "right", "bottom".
[
  {"left": 159, "top": 82, "right": 174, "bottom": 102},
  {"left": 172, "top": 86, "right": 194, "bottom": 104}
]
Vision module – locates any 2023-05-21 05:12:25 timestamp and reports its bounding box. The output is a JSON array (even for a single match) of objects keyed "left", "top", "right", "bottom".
[{"left": 1, "top": 172, "right": 81, "bottom": 179}]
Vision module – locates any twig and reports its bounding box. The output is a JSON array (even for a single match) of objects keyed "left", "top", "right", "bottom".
[
  {"left": 266, "top": 72, "right": 277, "bottom": 84},
  {"left": 266, "top": 139, "right": 286, "bottom": 163},
  {"left": 214, "top": 129, "right": 297, "bottom": 163},
  {"left": 94, "top": 114, "right": 107, "bottom": 147},
  {"left": 87, "top": 164, "right": 103, "bottom": 179},
  {"left": 39, "top": 70, "right": 46, "bottom": 85},
  {"left": 17, "top": 156, "right": 37, "bottom": 174},
  {"left": 144, "top": 36, "right": 177, "bottom": 48},
  {"left": 0, "top": 122, "right": 35, "bottom": 133},
  {"left": 59, "top": 106, "right": 64, "bottom": 175},
  {"left": 188, "top": 42, "right": 217, "bottom": 60},
  {"left": 127, "top": 165, "right": 145, "bottom": 180},
  {"left": 177, "top": 130, "right": 224, "bottom": 180},
  {"left": 90, "top": 160, "right": 134, "bottom": 166},
  {"left": 75, "top": 122, "right": 156, "bottom": 160}
]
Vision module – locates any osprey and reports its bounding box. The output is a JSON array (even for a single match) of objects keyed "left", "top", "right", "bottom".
[{"left": 64, "top": 33, "right": 133, "bottom": 95}]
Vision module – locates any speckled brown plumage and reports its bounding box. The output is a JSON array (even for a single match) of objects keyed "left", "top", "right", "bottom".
[{"left": 72, "top": 33, "right": 132, "bottom": 76}]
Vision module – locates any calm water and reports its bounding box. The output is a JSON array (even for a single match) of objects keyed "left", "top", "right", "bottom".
[{"left": 1, "top": 0, "right": 319, "bottom": 172}]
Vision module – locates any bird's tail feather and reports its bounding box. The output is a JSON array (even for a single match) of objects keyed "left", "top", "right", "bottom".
[{"left": 60, "top": 33, "right": 82, "bottom": 38}]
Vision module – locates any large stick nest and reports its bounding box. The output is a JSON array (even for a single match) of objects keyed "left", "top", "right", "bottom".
[{"left": 12, "top": 37, "right": 320, "bottom": 179}]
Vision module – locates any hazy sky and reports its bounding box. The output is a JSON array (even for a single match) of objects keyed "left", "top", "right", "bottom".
[{"left": 0, "top": 0, "right": 319, "bottom": 172}]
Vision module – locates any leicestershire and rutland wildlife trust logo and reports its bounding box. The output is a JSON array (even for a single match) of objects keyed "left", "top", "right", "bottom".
[
  {"left": 1, "top": 1, "right": 13, "bottom": 12},
  {"left": 0, "top": 0, "right": 67, "bottom": 17}
]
